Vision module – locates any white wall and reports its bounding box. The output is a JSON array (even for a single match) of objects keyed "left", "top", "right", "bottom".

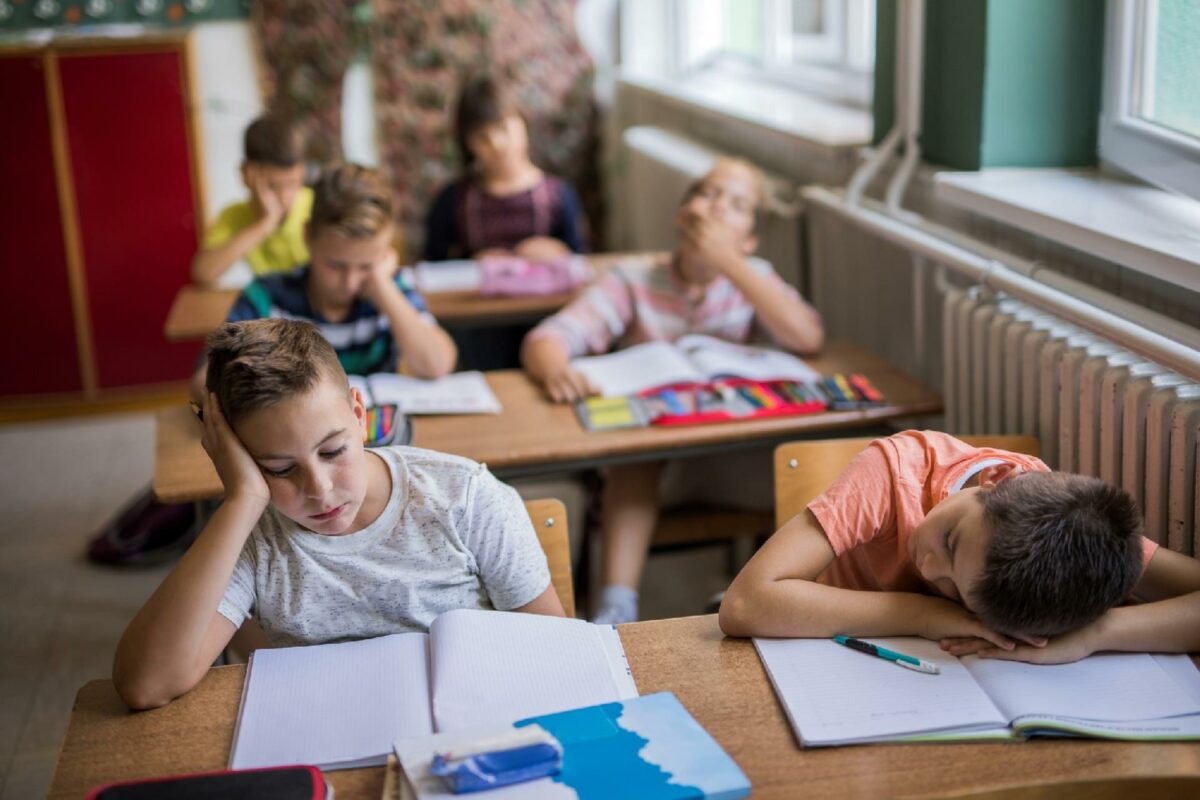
[{"left": 190, "top": 20, "right": 263, "bottom": 222}]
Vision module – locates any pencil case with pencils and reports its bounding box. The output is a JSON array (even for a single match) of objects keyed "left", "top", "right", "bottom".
[
  {"left": 641, "top": 373, "right": 887, "bottom": 426},
  {"left": 365, "top": 404, "right": 412, "bottom": 448}
]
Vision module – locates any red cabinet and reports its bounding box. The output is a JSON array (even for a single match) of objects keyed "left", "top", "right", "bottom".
[{"left": 0, "top": 35, "right": 205, "bottom": 399}]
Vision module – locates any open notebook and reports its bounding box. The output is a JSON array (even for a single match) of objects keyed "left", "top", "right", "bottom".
[
  {"left": 572, "top": 335, "right": 820, "bottom": 398},
  {"left": 229, "top": 610, "right": 637, "bottom": 771},
  {"left": 347, "top": 371, "right": 501, "bottom": 415},
  {"left": 754, "top": 636, "right": 1200, "bottom": 747}
]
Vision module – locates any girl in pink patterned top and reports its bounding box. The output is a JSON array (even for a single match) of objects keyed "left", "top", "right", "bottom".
[{"left": 523, "top": 158, "right": 825, "bottom": 624}]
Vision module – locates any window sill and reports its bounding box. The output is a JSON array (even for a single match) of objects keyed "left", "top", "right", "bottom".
[
  {"left": 618, "top": 68, "right": 872, "bottom": 156},
  {"left": 934, "top": 168, "right": 1200, "bottom": 294}
]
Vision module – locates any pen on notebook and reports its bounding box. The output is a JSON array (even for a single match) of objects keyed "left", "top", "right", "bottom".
[{"left": 832, "top": 635, "right": 940, "bottom": 674}]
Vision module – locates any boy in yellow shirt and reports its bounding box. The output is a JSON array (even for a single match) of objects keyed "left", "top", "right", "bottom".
[{"left": 191, "top": 115, "right": 313, "bottom": 286}]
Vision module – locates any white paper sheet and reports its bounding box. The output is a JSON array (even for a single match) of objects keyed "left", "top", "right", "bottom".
[
  {"left": 230, "top": 633, "right": 434, "bottom": 771},
  {"left": 571, "top": 341, "right": 705, "bottom": 397},
  {"left": 753, "top": 637, "right": 1007, "bottom": 746},
  {"left": 414, "top": 261, "right": 483, "bottom": 293},
  {"left": 428, "top": 609, "right": 639, "bottom": 733},
  {"left": 676, "top": 334, "right": 820, "bottom": 383},
  {"left": 965, "top": 651, "right": 1200, "bottom": 723},
  {"left": 366, "top": 371, "right": 501, "bottom": 415}
]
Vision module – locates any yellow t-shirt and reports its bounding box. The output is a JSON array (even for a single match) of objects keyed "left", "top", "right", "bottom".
[{"left": 203, "top": 186, "right": 313, "bottom": 276}]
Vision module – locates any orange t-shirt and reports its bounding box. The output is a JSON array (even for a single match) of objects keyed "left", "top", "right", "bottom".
[{"left": 807, "top": 430, "right": 1157, "bottom": 593}]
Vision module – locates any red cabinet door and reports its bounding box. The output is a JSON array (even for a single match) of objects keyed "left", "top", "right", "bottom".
[
  {"left": 0, "top": 53, "right": 83, "bottom": 395},
  {"left": 58, "top": 46, "right": 204, "bottom": 389}
]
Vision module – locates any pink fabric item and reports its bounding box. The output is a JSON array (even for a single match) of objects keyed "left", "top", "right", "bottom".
[{"left": 478, "top": 256, "right": 592, "bottom": 297}]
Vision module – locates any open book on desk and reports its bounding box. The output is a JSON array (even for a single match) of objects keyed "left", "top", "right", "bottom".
[
  {"left": 754, "top": 636, "right": 1200, "bottom": 747},
  {"left": 572, "top": 334, "right": 821, "bottom": 398},
  {"left": 229, "top": 609, "right": 637, "bottom": 772},
  {"left": 347, "top": 371, "right": 501, "bottom": 415}
]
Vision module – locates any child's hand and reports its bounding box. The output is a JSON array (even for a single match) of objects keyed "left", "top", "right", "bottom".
[
  {"left": 360, "top": 249, "right": 401, "bottom": 306},
  {"left": 248, "top": 167, "right": 286, "bottom": 228},
  {"left": 542, "top": 365, "right": 600, "bottom": 404},
  {"left": 939, "top": 631, "right": 1048, "bottom": 658},
  {"left": 513, "top": 236, "right": 571, "bottom": 263},
  {"left": 475, "top": 247, "right": 513, "bottom": 262},
  {"left": 200, "top": 393, "right": 270, "bottom": 509},
  {"left": 677, "top": 208, "right": 743, "bottom": 265},
  {"left": 915, "top": 595, "right": 1018, "bottom": 652},
  {"left": 971, "top": 624, "right": 1096, "bottom": 665}
]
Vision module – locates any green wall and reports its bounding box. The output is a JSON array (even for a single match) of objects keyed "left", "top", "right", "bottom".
[{"left": 874, "top": 0, "right": 1105, "bottom": 169}]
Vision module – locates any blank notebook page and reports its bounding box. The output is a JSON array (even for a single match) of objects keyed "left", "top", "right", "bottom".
[
  {"left": 753, "top": 637, "right": 1007, "bottom": 745},
  {"left": 429, "top": 609, "right": 638, "bottom": 733},
  {"left": 230, "top": 632, "right": 433, "bottom": 770},
  {"left": 964, "top": 652, "right": 1200, "bottom": 722}
]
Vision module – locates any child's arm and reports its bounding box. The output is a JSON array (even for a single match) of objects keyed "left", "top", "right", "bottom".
[
  {"left": 520, "top": 335, "right": 599, "bottom": 403},
  {"left": 112, "top": 394, "right": 269, "bottom": 709},
  {"left": 719, "top": 509, "right": 1018, "bottom": 649},
  {"left": 191, "top": 171, "right": 285, "bottom": 287},
  {"left": 681, "top": 213, "right": 824, "bottom": 354},
  {"left": 364, "top": 254, "right": 457, "bottom": 379},
  {"left": 513, "top": 585, "right": 566, "bottom": 617},
  {"left": 513, "top": 236, "right": 573, "bottom": 263},
  {"left": 967, "top": 548, "right": 1200, "bottom": 664}
]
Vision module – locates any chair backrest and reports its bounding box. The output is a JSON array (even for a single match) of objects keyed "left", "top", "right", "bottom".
[
  {"left": 524, "top": 498, "right": 575, "bottom": 618},
  {"left": 773, "top": 435, "right": 1041, "bottom": 528}
]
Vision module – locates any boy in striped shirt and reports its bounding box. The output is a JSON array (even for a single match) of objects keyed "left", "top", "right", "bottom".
[
  {"left": 191, "top": 164, "right": 457, "bottom": 400},
  {"left": 522, "top": 157, "right": 824, "bottom": 623}
]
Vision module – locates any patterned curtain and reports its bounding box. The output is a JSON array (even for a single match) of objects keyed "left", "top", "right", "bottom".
[
  {"left": 251, "top": 0, "right": 356, "bottom": 164},
  {"left": 370, "top": 0, "right": 600, "bottom": 256}
]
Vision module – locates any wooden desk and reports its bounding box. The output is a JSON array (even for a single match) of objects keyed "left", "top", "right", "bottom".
[
  {"left": 153, "top": 341, "right": 942, "bottom": 503},
  {"left": 47, "top": 616, "right": 1200, "bottom": 800},
  {"left": 162, "top": 253, "right": 654, "bottom": 341}
]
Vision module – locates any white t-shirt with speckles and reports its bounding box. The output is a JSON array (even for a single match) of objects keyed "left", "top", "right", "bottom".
[{"left": 217, "top": 446, "right": 552, "bottom": 647}]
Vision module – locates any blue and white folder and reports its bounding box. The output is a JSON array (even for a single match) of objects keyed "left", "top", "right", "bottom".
[{"left": 394, "top": 692, "right": 750, "bottom": 800}]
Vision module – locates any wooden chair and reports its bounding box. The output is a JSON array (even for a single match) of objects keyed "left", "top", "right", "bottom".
[
  {"left": 524, "top": 498, "right": 575, "bottom": 618},
  {"left": 929, "top": 776, "right": 1200, "bottom": 800},
  {"left": 774, "top": 435, "right": 1041, "bottom": 527}
]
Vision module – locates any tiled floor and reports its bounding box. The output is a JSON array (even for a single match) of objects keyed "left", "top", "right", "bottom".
[{"left": 0, "top": 412, "right": 733, "bottom": 798}]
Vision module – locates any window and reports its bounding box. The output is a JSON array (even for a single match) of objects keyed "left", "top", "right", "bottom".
[
  {"left": 624, "top": 0, "right": 875, "bottom": 108},
  {"left": 1101, "top": 0, "right": 1200, "bottom": 201}
]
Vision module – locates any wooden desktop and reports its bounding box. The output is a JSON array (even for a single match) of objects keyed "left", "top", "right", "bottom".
[
  {"left": 47, "top": 616, "right": 1200, "bottom": 800},
  {"left": 153, "top": 341, "right": 943, "bottom": 503}
]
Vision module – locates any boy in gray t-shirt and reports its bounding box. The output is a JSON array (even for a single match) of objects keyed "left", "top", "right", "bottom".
[{"left": 114, "top": 319, "right": 562, "bottom": 709}]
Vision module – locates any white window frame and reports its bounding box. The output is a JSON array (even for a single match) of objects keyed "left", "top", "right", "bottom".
[
  {"left": 1100, "top": 0, "right": 1200, "bottom": 202},
  {"left": 651, "top": 0, "right": 873, "bottom": 109}
]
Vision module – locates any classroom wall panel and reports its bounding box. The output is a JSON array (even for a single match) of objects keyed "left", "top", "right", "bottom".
[
  {"left": 58, "top": 47, "right": 203, "bottom": 388},
  {"left": 0, "top": 54, "right": 83, "bottom": 394}
]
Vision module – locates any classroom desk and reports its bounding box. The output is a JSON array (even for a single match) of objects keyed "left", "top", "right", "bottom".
[
  {"left": 162, "top": 252, "right": 654, "bottom": 341},
  {"left": 152, "top": 341, "right": 943, "bottom": 503},
  {"left": 46, "top": 615, "right": 1200, "bottom": 800}
]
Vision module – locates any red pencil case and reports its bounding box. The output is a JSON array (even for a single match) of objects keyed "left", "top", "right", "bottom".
[
  {"left": 638, "top": 378, "right": 827, "bottom": 426},
  {"left": 85, "top": 764, "right": 329, "bottom": 799}
]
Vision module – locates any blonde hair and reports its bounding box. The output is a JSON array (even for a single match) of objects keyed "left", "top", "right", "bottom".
[
  {"left": 309, "top": 164, "right": 394, "bottom": 239},
  {"left": 205, "top": 319, "right": 347, "bottom": 424}
]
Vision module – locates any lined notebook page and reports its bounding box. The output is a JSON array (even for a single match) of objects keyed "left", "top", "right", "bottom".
[
  {"left": 230, "top": 633, "right": 434, "bottom": 771},
  {"left": 366, "top": 372, "right": 501, "bottom": 415},
  {"left": 753, "top": 637, "right": 1007, "bottom": 746},
  {"left": 429, "top": 609, "right": 639, "bottom": 732},
  {"left": 965, "top": 652, "right": 1200, "bottom": 722}
]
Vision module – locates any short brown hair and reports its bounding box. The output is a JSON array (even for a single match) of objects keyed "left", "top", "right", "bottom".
[
  {"left": 972, "top": 472, "right": 1143, "bottom": 637},
  {"left": 309, "top": 164, "right": 394, "bottom": 239},
  {"left": 453, "top": 74, "right": 522, "bottom": 171},
  {"left": 205, "top": 319, "right": 347, "bottom": 424},
  {"left": 244, "top": 115, "right": 305, "bottom": 167}
]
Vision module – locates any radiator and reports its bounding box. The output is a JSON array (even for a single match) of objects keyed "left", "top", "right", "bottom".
[
  {"left": 945, "top": 288, "right": 1200, "bottom": 554},
  {"left": 620, "top": 126, "right": 803, "bottom": 288}
]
